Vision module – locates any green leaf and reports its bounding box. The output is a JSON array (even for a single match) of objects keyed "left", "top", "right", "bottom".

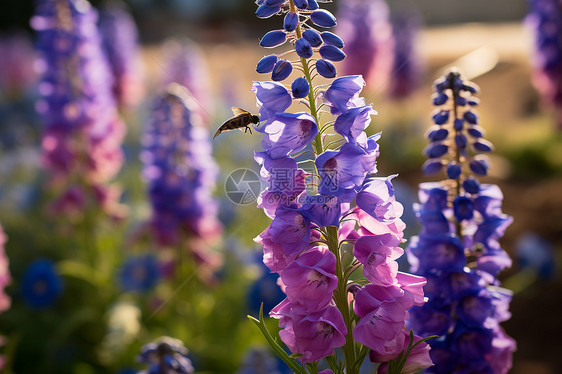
[{"left": 248, "top": 304, "right": 309, "bottom": 374}]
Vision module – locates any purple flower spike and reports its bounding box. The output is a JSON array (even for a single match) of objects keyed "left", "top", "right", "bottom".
[
  {"left": 261, "top": 112, "right": 318, "bottom": 158},
  {"left": 271, "top": 59, "right": 293, "bottom": 81},
  {"left": 260, "top": 30, "right": 287, "bottom": 48},
  {"left": 316, "top": 59, "right": 337, "bottom": 78},
  {"left": 251, "top": 2, "right": 431, "bottom": 370},
  {"left": 319, "top": 45, "right": 347, "bottom": 62},
  {"left": 310, "top": 9, "right": 337, "bottom": 28},
  {"left": 407, "top": 70, "right": 514, "bottom": 373}
]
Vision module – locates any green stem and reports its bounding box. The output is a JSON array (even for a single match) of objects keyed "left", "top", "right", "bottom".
[
  {"left": 288, "top": 0, "right": 323, "bottom": 155},
  {"left": 450, "top": 76, "right": 462, "bottom": 238},
  {"left": 325, "top": 226, "right": 358, "bottom": 374}
]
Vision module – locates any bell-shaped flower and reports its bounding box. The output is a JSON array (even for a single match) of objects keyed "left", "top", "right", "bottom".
[
  {"left": 271, "top": 300, "right": 347, "bottom": 363},
  {"left": 333, "top": 105, "right": 376, "bottom": 143},
  {"left": 252, "top": 81, "right": 292, "bottom": 124},
  {"left": 356, "top": 176, "right": 403, "bottom": 223},
  {"left": 324, "top": 75, "right": 365, "bottom": 114},
  {"left": 316, "top": 143, "right": 377, "bottom": 201},
  {"left": 373, "top": 330, "right": 433, "bottom": 373},
  {"left": 261, "top": 112, "right": 318, "bottom": 158},
  {"left": 268, "top": 207, "right": 311, "bottom": 255},
  {"left": 353, "top": 234, "right": 402, "bottom": 286},
  {"left": 281, "top": 246, "right": 337, "bottom": 311},
  {"left": 300, "top": 195, "right": 341, "bottom": 228}
]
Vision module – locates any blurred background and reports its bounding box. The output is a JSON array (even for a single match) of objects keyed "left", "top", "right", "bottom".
[{"left": 0, "top": 0, "right": 561, "bottom": 373}]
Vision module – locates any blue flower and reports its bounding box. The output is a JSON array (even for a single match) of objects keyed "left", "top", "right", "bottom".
[
  {"left": 21, "top": 259, "right": 63, "bottom": 308},
  {"left": 119, "top": 254, "right": 160, "bottom": 292},
  {"left": 137, "top": 337, "right": 194, "bottom": 374}
]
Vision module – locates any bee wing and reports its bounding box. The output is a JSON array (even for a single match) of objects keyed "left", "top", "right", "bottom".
[
  {"left": 231, "top": 107, "right": 250, "bottom": 116},
  {"left": 213, "top": 126, "right": 224, "bottom": 139}
]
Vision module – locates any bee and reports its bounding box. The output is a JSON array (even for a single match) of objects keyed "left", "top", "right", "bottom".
[{"left": 213, "top": 107, "right": 260, "bottom": 139}]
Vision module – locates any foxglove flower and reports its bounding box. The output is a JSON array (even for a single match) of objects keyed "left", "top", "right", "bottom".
[
  {"left": 141, "top": 84, "right": 222, "bottom": 274},
  {"left": 249, "top": 1, "right": 432, "bottom": 372},
  {"left": 32, "top": 0, "right": 126, "bottom": 219},
  {"left": 527, "top": 0, "right": 562, "bottom": 128},
  {"left": 98, "top": 1, "right": 145, "bottom": 109},
  {"left": 336, "top": 0, "right": 394, "bottom": 91},
  {"left": 136, "top": 337, "right": 194, "bottom": 374},
  {"left": 407, "top": 69, "right": 515, "bottom": 373}
]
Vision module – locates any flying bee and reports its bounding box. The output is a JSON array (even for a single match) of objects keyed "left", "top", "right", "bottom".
[{"left": 213, "top": 107, "right": 260, "bottom": 139}]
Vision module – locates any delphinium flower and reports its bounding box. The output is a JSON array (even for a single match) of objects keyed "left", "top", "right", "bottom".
[
  {"left": 336, "top": 0, "right": 394, "bottom": 92},
  {"left": 136, "top": 336, "right": 194, "bottom": 374},
  {"left": 141, "top": 84, "right": 222, "bottom": 278},
  {"left": 249, "top": 1, "right": 432, "bottom": 373},
  {"left": 21, "top": 258, "right": 63, "bottom": 308},
  {"left": 527, "top": 0, "right": 562, "bottom": 129},
  {"left": 406, "top": 69, "right": 516, "bottom": 373},
  {"left": 32, "top": 0, "right": 126, "bottom": 219},
  {"left": 388, "top": 10, "right": 423, "bottom": 100},
  {"left": 98, "top": 1, "right": 146, "bottom": 109}
]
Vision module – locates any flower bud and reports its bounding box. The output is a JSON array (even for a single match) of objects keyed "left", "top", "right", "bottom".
[
  {"left": 291, "top": 77, "right": 310, "bottom": 99},
  {"left": 260, "top": 30, "right": 287, "bottom": 48},
  {"left": 256, "top": 55, "right": 278, "bottom": 73},
  {"left": 295, "top": 38, "right": 313, "bottom": 59},
  {"left": 303, "top": 29, "right": 323, "bottom": 47},
  {"left": 321, "top": 32, "right": 344, "bottom": 48},
  {"left": 310, "top": 9, "right": 337, "bottom": 28},
  {"left": 271, "top": 59, "right": 293, "bottom": 81},
  {"left": 316, "top": 59, "right": 337, "bottom": 78},
  {"left": 284, "top": 12, "right": 299, "bottom": 32},
  {"left": 319, "top": 45, "right": 346, "bottom": 62}
]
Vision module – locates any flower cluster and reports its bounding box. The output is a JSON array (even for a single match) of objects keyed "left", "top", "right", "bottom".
[
  {"left": 251, "top": 1, "right": 432, "bottom": 372},
  {"left": 98, "top": 1, "right": 145, "bottom": 109},
  {"left": 32, "top": 0, "right": 126, "bottom": 219},
  {"left": 406, "top": 70, "right": 516, "bottom": 373},
  {"left": 527, "top": 0, "right": 562, "bottom": 128},
  {"left": 336, "top": 0, "right": 394, "bottom": 92},
  {"left": 141, "top": 84, "right": 222, "bottom": 272},
  {"left": 136, "top": 337, "right": 194, "bottom": 374}
]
